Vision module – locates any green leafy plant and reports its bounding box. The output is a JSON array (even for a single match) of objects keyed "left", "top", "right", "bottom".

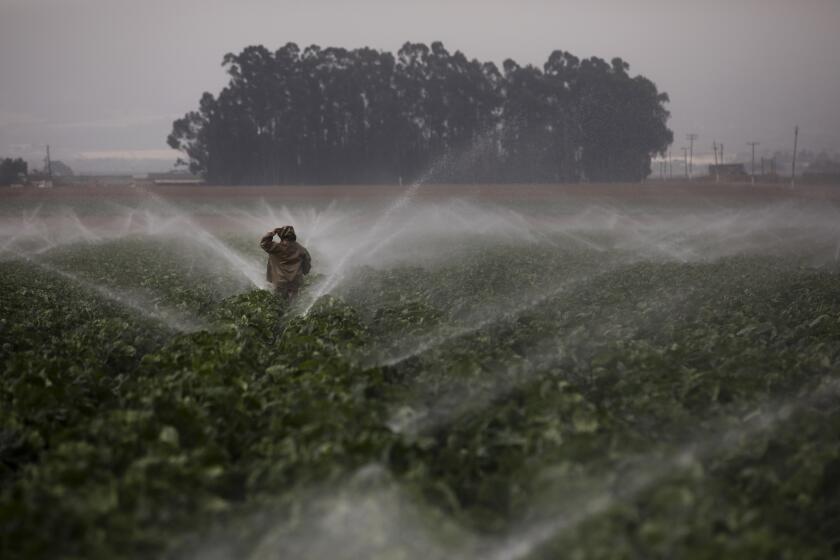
[{"left": 1, "top": 239, "right": 839, "bottom": 559}]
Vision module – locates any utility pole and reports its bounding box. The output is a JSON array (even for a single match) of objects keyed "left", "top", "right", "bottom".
[
  {"left": 761, "top": 157, "right": 765, "bottom": 176},
  {"left": 669, "top": 150, "right": 673, "bottom": 179},
  {"left": 791, "top": 125, "right": 799, "bottom": 188},
  {"left": 747, "top": 141, "right": 760, "bottom": 184},
  {"left": 46, "top": 144, "right": 53, "bottom": 181},
  {"left": 686, "top": 133, "right": 698, "bottom": 179},
  {"left": 720, "top": 143, "right": 724, "bottom": 165},
  {"left": 681, "top": 147, "right": 689, "bottom": 179},
  {"left": 712, "top": 142, "right": 720, "bottom": 182}
]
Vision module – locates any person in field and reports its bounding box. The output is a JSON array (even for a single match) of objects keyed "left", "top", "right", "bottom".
[{"left": 260, "top": 225, "right": 311, "bottom": 301}]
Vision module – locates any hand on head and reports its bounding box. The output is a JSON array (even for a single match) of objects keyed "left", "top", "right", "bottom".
[{"left": 274, "top": 225, "right": 296, "bottom": 240}]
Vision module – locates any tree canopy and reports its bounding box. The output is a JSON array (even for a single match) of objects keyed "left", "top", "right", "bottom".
[
  {"left": 0, "top": 158, "right": 27, "bottom": 186},
  {"left": 168, "top": 42, "right": 673, "bottom": 185}
]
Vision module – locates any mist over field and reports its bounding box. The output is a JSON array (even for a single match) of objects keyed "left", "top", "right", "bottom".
[
  {"left": 3, "top": 182, "right": 840, "bottom": 558},
  {"left": 3, "top": 1, "right": 840, "bottom": 559}
]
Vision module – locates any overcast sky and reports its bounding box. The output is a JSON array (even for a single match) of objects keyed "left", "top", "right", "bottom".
[{"left": 1, "top": 0, "right": 839, "bottom": 172}]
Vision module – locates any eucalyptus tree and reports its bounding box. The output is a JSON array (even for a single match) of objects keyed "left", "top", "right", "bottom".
[
  {"left": 501, "top": 59, "right": 566, "bottom": 182},
  {"left": 573, "top": 57, "right": 672, "bottom": 181},
  {"left": 169, "top": 42, "right": 672, "bottom": 184},
  {"left": 543, "top": 50, "right": 583, "bottom": 182}
]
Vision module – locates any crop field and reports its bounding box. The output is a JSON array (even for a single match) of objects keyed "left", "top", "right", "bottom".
[{"left": 2, "top": 184, "right": 840, "bottom": 559}]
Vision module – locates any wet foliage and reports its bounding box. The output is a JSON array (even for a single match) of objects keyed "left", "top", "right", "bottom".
[{"left": 1, "top": 240, "right": 840, "bottom": 559}]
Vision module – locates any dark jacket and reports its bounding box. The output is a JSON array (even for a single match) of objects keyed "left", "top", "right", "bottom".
[{"left": 260, "top": 232, "right": 311, "bottom": 285}]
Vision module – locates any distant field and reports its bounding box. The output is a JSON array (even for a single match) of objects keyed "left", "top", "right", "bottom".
[
  {"left": 3, "top": 181, "right": 840, "bottom": 203},
  {"left": 2, "top": 184, "right": 840, "bottom": 559}
]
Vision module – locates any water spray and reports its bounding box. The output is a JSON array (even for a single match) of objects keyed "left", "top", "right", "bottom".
[
  {"left": 9, "top": 251, "right": 205, "bottom": 332},
  {"left": 298, "top": 136, "right": 496, "bottom": 316}
]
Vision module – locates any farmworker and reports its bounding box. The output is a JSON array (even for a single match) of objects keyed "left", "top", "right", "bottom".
[{"left": 260, "top": 225, "right": 312, "bottom": 301}]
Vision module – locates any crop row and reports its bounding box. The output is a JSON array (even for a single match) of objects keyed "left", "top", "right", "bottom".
[{"left": 1, "top": 240, "right": 839, "bottom": 559}]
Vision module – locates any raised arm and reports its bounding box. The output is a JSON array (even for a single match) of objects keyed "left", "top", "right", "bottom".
[{"left": 260, "top": 231, "right": 277, "bottom": 253}]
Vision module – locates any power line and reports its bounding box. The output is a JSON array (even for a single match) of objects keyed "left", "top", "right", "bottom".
[
  {"left": 791, "top": 125, "right": 799, "bottom": 188},
  {"left": 712, "top": 141, "right": 720, "bottom": 182},
  {"left": 46, "top": 144, "right": 53, "bottom": 181},
  {"left": 686, "top": 133, "right": 698, "bottom": 179},
  {"left": 747, "top": 141, "right": 760, "bottom": 184}
]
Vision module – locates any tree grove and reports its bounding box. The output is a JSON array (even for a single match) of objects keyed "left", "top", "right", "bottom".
[{"left": 168, "top": 42, "right": 673, "bottom": 185}]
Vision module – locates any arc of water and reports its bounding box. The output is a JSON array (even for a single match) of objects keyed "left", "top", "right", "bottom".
[
  {"left": 487, "top": 377, "right": 840, "bottom": 560},
  {"left": 9, "top": 252, "right": 204, "bottom": 332},
  {"left": 377, "top": 261, "right": 621, "bottom": 369},
  {"left": 136, "top": 188, "right": 265, "bottom": 289},
  {"left": 299, "top": 136, "right": 496, "bottom": 315},
  {"left": 385, "top": 275, "right": 700, "bottom": 436},
  {"left": 229, "top": 376, "right": 840, "bottom": 560}
]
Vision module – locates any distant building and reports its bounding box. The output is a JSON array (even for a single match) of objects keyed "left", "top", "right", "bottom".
[{"left": 708, "top": 163, "right": 748, "bottom": 179}]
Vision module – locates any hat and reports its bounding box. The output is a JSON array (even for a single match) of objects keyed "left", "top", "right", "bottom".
[{"left": 275, "top": 225, "right": 296, "bottom": 240}]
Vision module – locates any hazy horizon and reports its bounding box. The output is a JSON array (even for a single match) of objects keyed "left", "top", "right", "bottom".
[{"left": 1, "top": 0, "right": 839, "bottom": 175}]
